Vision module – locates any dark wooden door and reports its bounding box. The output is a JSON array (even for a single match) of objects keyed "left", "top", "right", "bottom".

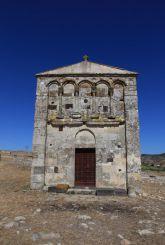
[{"left": 75, "top": 148, "right": 96, "bottom": 187}]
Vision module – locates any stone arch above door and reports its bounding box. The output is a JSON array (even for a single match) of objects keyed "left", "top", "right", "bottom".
[{"left": 75, "top": 129, "right": 95, "bottom": 148}]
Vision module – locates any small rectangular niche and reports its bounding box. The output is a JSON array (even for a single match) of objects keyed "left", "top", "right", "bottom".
[
  {"left": 59, "top": 126, "right": 63, "bottom": 131},
  {"left": 65, "top": 104, "right": 73, "bottom": 109},
  {"left": 48, "top": 105, "right": 57, "bottom": 110},
  {"left": 54, "top": 166, "right": 58, "bottom": 173},
  {"left": 103, "top": 106, "right": 108, "bottom": 112}
]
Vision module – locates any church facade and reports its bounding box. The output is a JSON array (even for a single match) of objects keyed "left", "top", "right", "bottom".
[{"left": 31, "top": 57, "right": 141, "bottom": 196}]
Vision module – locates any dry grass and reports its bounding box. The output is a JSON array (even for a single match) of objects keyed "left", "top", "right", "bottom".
[{"left": 0, "top": 162, "right": 165, "bottom": 245}]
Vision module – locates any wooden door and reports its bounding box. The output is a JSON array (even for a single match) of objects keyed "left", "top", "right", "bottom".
[{"left": 75, "top": 148, "right": 96, "bottom": 187}]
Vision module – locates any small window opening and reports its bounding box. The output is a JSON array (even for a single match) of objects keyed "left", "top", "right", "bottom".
[
  {"left": 103, "top": 106, "right": 108, "bottom": 112},
  {"left": 65, "top": 104, "right": 73, "bottom": 109},
  {"left": 48, "top": 105, "right": 57, "bottom": 110},
  {"left": 84, "top": 99, "right": 88, "bottom": 103},
  {"left": 59, "top": 126, "right": 63, "bottom": 131},
  {"left": 54, "top": 166, "right": 58, "bottom": 173}
]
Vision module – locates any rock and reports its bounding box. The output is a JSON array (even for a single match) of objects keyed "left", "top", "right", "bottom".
[
  {"left": 117, "top": 234, "right": 131, "bottom": 245},
  {"left": 16, "top": 230, "right": 20, "bottom": 235},
  {"left": 32, "top": 232, "right": 60, "bottom": 241},
  {"left": 42, "top": 243, "right": 54, "bottom": 245},
  {"left": 138, "top": 220, "right": 152, "bottom": 224},
  {"left": 32, "top": 233, "right": 40, "bottom": 241},
  {"left": 4, "top": 222, "right": 18, "bottom": 229},
  {"left": 80, "top": 223, "right": 88, "bottom": 229},
  {"left": 158, "top": 230, "right": 165, "bottom": 234},
  {"left": 55, "top": 184, "right": 70, "bottom": 192},
  {"left": 88, "top": 221, "right": 95, "bottom": 225},
  {"left": 39, "top": 232, "right": 60, "bottom": 240},
  {"left": 14, "top": 216, "right": 26, "bottom": 221},
  {"left": 67, "top": 224, "right": 73, "bottom": 227},
  {"left": 78, "top": 215, "right": 91, "bottom": 220},
  {"left": 33, "top": 208, "right": 41, "bottom": 215},
  {"left": 138, "top": 229, "right": 154, "bottom": 236},
  {"left": 118, "top": 234, "right": 124, "bottom": 239},
  {"left": 110, "top": 215, "right": 118, "bottom": 220},
  {"left": 20, "top": 220, "right": 26, "bottom": 224},
  {"left": 142, "top": 192, "right": 148, "bottom": 197},
  {"left": 129, "top": 192, "right": 137, "bottom": 198},
  {"left": 121, "top": 239, "right": 131, "bottom": 245},
  {"left": 2, "top": 217, "right": 8, "bottom": 221}
]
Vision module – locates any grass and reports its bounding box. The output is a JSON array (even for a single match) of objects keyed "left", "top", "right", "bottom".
[{"left": 142, "top": 164, "right": 165, "bottom": 172}]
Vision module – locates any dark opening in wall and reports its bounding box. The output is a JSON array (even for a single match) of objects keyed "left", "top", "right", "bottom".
[
  {"left": 103, "top": 106, "right": 108, "bottom": 112},
  {"left": 54, "top": 166, "right": 58, "bottom": 173},
  {"left": 84, "top": 99, "right": 88, "bottom": 103},
  {"left": 59, "top": 126, "right": 63, "bottom": 131},
  {"left": 48, "top": 105, "right": 57, "bottom": 110},
  {"left": 65, "top": 104, "right": 73, "bottom": 109}
]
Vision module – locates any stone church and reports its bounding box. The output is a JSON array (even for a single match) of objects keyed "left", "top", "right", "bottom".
[{"left": 31, "top": 57, "right": 141, "bottom": 196}]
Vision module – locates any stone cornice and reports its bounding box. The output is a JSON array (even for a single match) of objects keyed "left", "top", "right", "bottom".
[{"left": 36, "top": 73, "right": 138, "bottom": 78}]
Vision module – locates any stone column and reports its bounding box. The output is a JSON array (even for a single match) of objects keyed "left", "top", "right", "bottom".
[
  {"left": 75, "top": 85, "right": 79, "bottom": 112},
  {"left": 31, "top": 78, "right": 48, "bottom": 189},
  {"left": 124, "top": 78, "right": 141, "bottom": 196},
  {"left": 92, "top": 85, "right": 96, "bottom": 113},
  {"left": 109, "top": 88, "right": 112, "bottom": 115},
  {"left": 58, "top": 86, "right": 63, "bottom": 116}
]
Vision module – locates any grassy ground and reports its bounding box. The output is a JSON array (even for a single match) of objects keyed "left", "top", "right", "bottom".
[{"left": 142, "top": 164, "right": 165, "bottom": 172}]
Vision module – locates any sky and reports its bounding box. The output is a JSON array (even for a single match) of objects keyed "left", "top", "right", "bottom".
[{"left": 0, "top": 0, "right": 165, "bottom": 153}]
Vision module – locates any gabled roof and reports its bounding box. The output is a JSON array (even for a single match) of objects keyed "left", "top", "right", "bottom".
[{"left": 36, "top": 60, "right": 137, "bottom": 76}]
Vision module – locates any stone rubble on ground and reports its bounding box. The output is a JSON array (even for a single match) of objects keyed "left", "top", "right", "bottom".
[
  {"left": 78, "top": 214, "right": 92, "bottom": 220},
  {"left": 110, "top": 215, "right": 118, "bottom": 220},
  {"left": 80, "top": 223, "right": 89, "bottom": 229},
  {"left": 32, "top": 232, "right": 60, "bottom": 241},
  {"left": 138, "top": 229, "right": 155, "bottom": 236},
  {"left": 4, "top": 221, "right": 18, "bottom": 229},
  {"left": 117, "top": 234, "right": 131, "bottom": 245},
  {"left": 14, "top": 216, "right": 26, "bottom": 221}
]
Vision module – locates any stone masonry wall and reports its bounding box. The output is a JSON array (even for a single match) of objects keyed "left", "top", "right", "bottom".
[{"left": 31, "top": 74, "right": 141, "bottom": 195}]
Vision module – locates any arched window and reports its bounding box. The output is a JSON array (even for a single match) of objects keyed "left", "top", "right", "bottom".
[
  {"left": 113, "top": 84, "right": 124, "bottom": 101},
  {"left": 96, "top": 83, "right": 109, "bottom": 97},
  {"left": 79, "top": 82, "right": 92, "bottom": 96},
  {"left": 48, "top": 83, "right": 59, "bottom": 97},
  {"left": 48, "top": 83, "right": 59, "bottom": 110},
  {"left": 63, "top": 83, "right": 75, "bottom": 96},
  {"left": 112, "top": 83, "right": 124, "bottom": 117}
]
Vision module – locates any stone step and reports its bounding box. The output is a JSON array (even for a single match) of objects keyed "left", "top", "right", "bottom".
[{"left": 67, "top": 188, "right": 96, "bottom": 195}]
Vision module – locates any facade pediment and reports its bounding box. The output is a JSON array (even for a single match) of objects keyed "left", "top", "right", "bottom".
[{"left": 36, "top": 61, "right": 137, "bottom": 76}]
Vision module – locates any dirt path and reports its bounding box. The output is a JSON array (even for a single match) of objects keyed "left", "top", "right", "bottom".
[{"left": 0, "top": 162, "right": 164, "bottom": 245}]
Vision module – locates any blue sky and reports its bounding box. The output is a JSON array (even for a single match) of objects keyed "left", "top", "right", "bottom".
[{"left": 0, "top": 0, "right": 165, "bottom": 153}]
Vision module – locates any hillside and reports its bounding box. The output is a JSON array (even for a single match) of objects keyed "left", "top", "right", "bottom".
[{"left": 141, "top": 153, "right": 165, "bottom": 167}]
